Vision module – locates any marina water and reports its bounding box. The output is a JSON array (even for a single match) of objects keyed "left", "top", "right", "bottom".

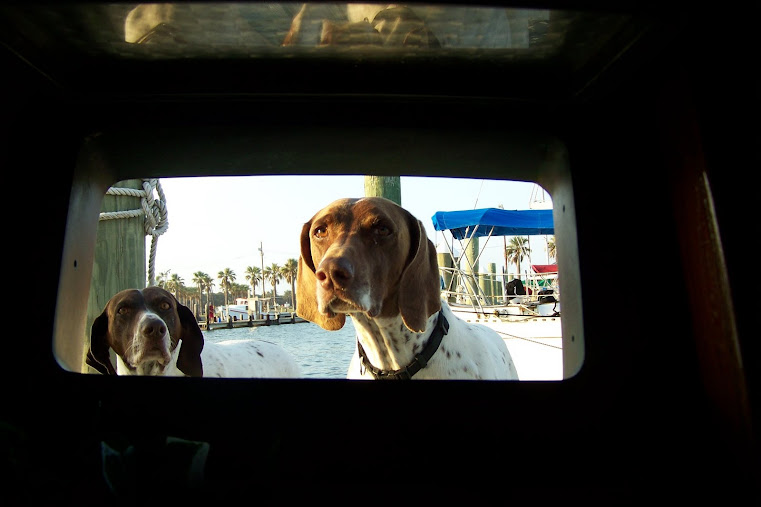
[{"left": 204, "top": 318, "right": 357, "bottom": 378}]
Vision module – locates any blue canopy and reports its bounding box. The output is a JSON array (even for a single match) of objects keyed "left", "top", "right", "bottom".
[{"left": 432, "top": 208, "right": 554, "bottom": 239}]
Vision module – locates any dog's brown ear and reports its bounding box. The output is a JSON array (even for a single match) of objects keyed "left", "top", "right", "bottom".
[
  {"left": 175, "top": 301, "right": 204, "bottom": 377},
  {"left": 296, "top": 221, "right": 346, "bottom": 331},
  {"left": 399, "top": 216, "right": 442, "bottom": 332},
  {"left": 87, "top": 312, "right": 117, "bottom": 375}
]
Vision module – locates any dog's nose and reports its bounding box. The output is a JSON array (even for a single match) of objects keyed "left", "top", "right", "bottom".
[
  {"left": 316, "top": 256, "right": 354, "bottom": 289},
  {"left": 141, "top": 315, "right": 167, "bottom": 340}
]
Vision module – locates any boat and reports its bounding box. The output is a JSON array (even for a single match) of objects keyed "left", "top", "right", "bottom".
[
  {"left": 215, "top": 299, "right": 256, "bottom": 321},
  {"left": 431, "top": 206, "right": 562, "bottom": 380},
  {"left": 204, "top": 297, "right": 307, "bottom": 330}
]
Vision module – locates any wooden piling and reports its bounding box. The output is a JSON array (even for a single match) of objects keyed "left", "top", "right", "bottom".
[
  {"left": 364, "top": 175, "right": 401, "bottom": 205},
  {"left": 479, "top": 261, "right": 494, "bottom": 305},
  {"left": 489, "top": 262, "right": 501, "bottom": 304},
  {"left": 83, "top": 179, "right": 147, "bottom": 372},
  {"left": 464, "top": 236, "right": 479, "bottom": 303}
]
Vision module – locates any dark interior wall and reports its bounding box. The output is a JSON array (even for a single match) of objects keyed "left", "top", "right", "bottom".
[{"left": 2, "top": 7, "right": 757, "bottom": 506}]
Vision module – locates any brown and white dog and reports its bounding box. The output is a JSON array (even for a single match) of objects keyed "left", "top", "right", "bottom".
[
  {"left": 87, "top": 286, "right": 300, "bottom": 378},
  {"left": 297, "top": 197, "right": 518, "bottom": 380}
]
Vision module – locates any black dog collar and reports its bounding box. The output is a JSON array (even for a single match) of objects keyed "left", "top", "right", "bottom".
[{"left": 356, "top": 311, "right": 449, "bottom": 380}]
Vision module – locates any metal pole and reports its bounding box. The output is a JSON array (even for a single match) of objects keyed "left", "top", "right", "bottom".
[
  {"left": 499, "top": 205, "right": 508, "bottom": 300},
  {"left": 259, "top": 242, "right": 265, "bottom": 314}
]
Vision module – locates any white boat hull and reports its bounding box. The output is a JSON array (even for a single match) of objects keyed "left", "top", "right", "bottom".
[
  {"left": 448, "top": 304, "right": 563, "bottom": 381},
  {"left": 447, "top": 305, "right": 561, "bottom": 340}
]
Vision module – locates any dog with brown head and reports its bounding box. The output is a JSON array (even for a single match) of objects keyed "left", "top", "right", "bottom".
[
  {"left": 297, "top": 196, "right": 441, "bottom": 333},
  {"left": 88, "top": 286, "right": 301, "bottom": 378},
  {"left": 87, "top": 286, "right": 204, "bottom": 376},
  {"left": 297, "top": 196, "right": 517, "bottom": 380}
]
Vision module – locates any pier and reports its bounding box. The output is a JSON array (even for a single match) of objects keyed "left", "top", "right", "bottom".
[{"left": 199, "top": 312, "right": 307, "bottom": 330}]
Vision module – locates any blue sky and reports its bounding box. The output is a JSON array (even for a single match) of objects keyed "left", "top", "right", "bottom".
[{"left": 151, "top": 175, "right": 553, "bottom": 290}]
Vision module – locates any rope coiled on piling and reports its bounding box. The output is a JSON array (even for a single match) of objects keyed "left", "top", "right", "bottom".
[{"left": 99, "top": 179, "right": 168, "bottom": 286}]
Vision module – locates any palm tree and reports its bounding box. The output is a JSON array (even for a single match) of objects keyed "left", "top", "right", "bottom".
[
  {"left": 177, "top": 283, "right": 191, "bottom": 306},
  {"left": 505, "top": 236, "right": 531, "bottom": 279},
  {"left": 263, "top": 263, "right": 282, "bottom": 308},
  {"left": 280, "top": 258, "right": 298, "bottom": 310},
  {"left": 546, "top": 236, "right": 557, "bottom": 263},
  {"left": 167, "top": 273, "right": 184, "bottom": 297},
  {"left": 217, "top": 268, "right": 236, "bottom": 307},
  {"left": 245, "top": 266, "right": 262, "bottom": 298},
  {"left": 203, "top": 275, "right": 215, "bottom": 312},
  {"left": 232, "top": 283, "right": 248, "bottom": 300},
  {"left": 192, "top": 271, "right": 208, "bottom": 317},
  {"left": 156, "top": 270, "right": 171, "bottom": 289}
]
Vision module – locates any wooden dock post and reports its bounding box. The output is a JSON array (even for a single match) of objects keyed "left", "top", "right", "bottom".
[
  {"left": 479, "top": 261, "right": 494, "bottom": 305},
  {"left": 488, "top": 262, "right": 500, "bottom": 304},
  {"left": 364, "top": 175, "right": 401, "bottom": 205},
  {"left": 84, "top": 179, "right": 147, "bottom": 372},
  {"left": 482, "top": 262, "right": 502, "bottom": 304},
  {"left": 464, "top": 236, "right": 479, "bottom": 303}
]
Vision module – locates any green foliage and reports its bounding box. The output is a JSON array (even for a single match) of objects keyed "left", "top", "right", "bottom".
[{"left": 165, "top": 258, "right": 301, "bottom": 306}]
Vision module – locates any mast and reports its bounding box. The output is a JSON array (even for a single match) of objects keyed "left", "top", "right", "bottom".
[{"left": 528, "top": 184, "right": 553, "bottom": 290}]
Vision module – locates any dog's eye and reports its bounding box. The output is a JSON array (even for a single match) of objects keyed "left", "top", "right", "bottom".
[
  {"left": 373, "top": 223, "right": 392, "bottom": 237},
  {"left": 313, "top": 225, "right": 328, "bottom": 239},
  {"left": 117, "top": 306, "right": 130, "bottom": 316},
  {"left": 159, "top": 301, "right": 171, "bottom": 311}
]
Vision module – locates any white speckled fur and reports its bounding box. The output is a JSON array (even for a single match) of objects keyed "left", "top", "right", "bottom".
[
  {"left": 116, "top": 338, "right": 301, "bottom": 378},
  {"left": 347, "top": 301, "right": 518, "bottom": 380}
]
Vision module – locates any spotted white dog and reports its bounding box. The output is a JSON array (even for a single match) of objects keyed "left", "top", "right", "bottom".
[
  {"left": 297, "top": 197, "right": 518, "bottom": 380},
  {"left": 87, "top": 286, "right": 300, "bottom": 378}
]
